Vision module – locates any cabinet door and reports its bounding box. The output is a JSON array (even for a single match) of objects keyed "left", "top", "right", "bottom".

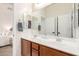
[
  {"left": 40, "top": 45, "right": 46, "bottom": 56},
  {"left": 40, "top": 45, "right": 73, "bottom": 56},
  {"left": 21, "top": 39, "right": 31, "bottom": 56}
]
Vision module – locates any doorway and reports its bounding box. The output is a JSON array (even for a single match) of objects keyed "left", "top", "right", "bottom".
[{"left": 0, "top": 3, "right": 13, "bottom": 56}]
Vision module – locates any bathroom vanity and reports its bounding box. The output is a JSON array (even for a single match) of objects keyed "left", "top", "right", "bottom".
[
  {"left": 20, "top": 3, "right": 79, "bottom": 56},
  {"left": 21, "top": 38, "right": 76, "bottom": 56}
]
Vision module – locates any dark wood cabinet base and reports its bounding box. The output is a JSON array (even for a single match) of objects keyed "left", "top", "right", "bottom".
[{"left": 21, "top": 38, "right": 75, "bottom": 56}]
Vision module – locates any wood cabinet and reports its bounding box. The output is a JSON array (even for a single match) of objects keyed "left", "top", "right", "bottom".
[
  {"left": 32, "top": 49, "right": 39, "bottom": 56},
  {"left": 21, "top": 38, "right": 75, "bottom": 56},
  {"left": 32, "top": 43, "right": 39, "bottom": 50},
  {"left": 21, "top": 39, "right": 40, "bottom": 56},
  {"left": 40, "top": 45, "right": 74, "bottom": 56},
  {"left": 31, "top": 42, "right": 40, "bottom": 56},
  {"left": 21, "top": 39, "right": 31, "bottom": 56}
]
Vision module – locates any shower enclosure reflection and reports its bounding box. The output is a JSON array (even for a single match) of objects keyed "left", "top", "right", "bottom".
[{"left": 31, "top": 3, "right": 78, "bottom": 38}]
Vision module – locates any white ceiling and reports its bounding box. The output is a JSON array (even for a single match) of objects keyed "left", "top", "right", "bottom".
[{"left": 35, "top": 3, "right": 52, "bottom": 9}]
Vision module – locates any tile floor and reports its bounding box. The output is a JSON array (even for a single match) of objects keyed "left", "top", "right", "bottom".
[{"left": 0, "top": 46, "right": 12, "bottom": 56}]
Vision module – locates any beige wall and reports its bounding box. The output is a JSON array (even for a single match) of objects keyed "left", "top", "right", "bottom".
[
  {"left": 44, "top": 3, "right": 73, "bottom": 17},
  {"left": 0, "top": 4, "right": 13, "bottom": 33}
]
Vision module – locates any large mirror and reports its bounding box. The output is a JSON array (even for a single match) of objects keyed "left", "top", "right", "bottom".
[{"left": 31, "top": 3, "right": 78, "bottom": 38}]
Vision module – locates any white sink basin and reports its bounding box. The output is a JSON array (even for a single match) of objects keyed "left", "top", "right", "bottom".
[
  {"left": 34, "top": 36, "right": 56, "bottom": 42},
  {"left": 33, "top": 35, "right": 79, "bottom": 48},
  {"left": 60, "top": 40, "right": 79, "bottom": 47}
]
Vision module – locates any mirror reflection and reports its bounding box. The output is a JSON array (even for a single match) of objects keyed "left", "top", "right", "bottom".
[{"left": 31, "top": 3, "right": 77, "bottom": 38}]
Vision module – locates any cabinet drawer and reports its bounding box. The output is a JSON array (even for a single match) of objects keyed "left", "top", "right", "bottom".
[
  {"left": 32, "top": 49, "right": 39, "bottom": 56},
  {"left": 32, "top": 43, "right": 39, "bottom": 50}
]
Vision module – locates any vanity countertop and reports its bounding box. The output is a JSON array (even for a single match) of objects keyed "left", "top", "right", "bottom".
[{"left": 21, "top": 32, "right": 79, "bottom": 56}]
